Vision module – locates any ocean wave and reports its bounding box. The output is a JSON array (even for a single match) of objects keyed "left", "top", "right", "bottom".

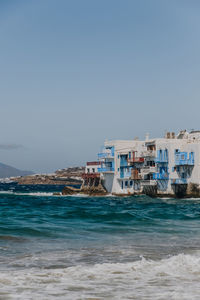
[
  {"left": 0, "top": 191, "right": 54, "bottom": 197},
  {"left": 1, "top": 253, "right": 200, "bottom": 299}
]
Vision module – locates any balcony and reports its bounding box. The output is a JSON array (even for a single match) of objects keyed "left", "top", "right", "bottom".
[
  {"left": 171, "top": 178, "right": 187, "bottom": 184},
  {"left": 140, "top": 166, "right": 156, "bottom": 175},
  {"left": 128, "top": 157, "right": 144, "bottom": 164},
  {"left": 141, "top": 180, "right": 157, "bottom": 186},
  {"left": 175, "top": 159, "right": 194, "bottom": 166},
  {"left": 174, "top": 152, "right": 194, "bottom": 166},
  {"left": 155, "top": 157, "right": 168, "bottom": 163},
  {"left": 98, "top": 167, "right": 114, "bottom": 173},
  {"left": 82, "top": 173, "right": 100, "bottom": 179},
  {"left": 153, "top": 173, "right": 169, "bottom": 180},
  {"left": 141, "top": 150, "right": 156, "bottom": 158},
  {"left": 175, "top": 158, "right": 194, "bottom": 166},
  {"left": 98, "top": 152, "right": 114, "bottom": 159}
]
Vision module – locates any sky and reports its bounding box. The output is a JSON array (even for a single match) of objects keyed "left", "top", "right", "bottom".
[{"left": 0, "top": 0, "right": 200, "bottom": 173}]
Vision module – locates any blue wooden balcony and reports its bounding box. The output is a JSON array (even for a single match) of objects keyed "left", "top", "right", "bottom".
[
  {"left": 155, "top": 157, "right": 168, "bottom": 163},
  {"left": 98, "top": 146, "right": 115, "bottom": 159},
  {"left": 98, "top": 167, "right": 114, "bottom": 173},
  {"left": 153, "top": 172, "right": 169, "bottom": 180},
  {"left": 175, "top": 159, "right": 194, "bottom": 166},
  {"left": 175, "top": 151, "right": 194, "bottom": 166},
  {"left": 98, "top": 152, "right": 114, "bottom": 159},
  {"left": 171, "top": 178, "right": 187, "bottom": 184}
]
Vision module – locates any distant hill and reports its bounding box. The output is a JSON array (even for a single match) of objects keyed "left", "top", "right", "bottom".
[{"left": 0, "top": 163, "right": 34, "bottom": 178}]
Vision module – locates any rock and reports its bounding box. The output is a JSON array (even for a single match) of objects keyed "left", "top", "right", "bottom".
[
  {"left": 80, "top": 184, "right": 107, "bottom": 196},
  {"left": 187, "top": 183, "right": 200, "bottom": 197},
  {"left": 62, "top": 186, "right": 81, "bottom": 195},
  {"left": 62, "top": 183, "right": 108, "bottom": 196}
]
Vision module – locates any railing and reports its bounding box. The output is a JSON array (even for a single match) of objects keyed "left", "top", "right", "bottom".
[
  {"left": 155, "top": 158, "right": 168, "bottom": 163},
  {"left": 141, "top": 150, "right": 156, "bottom": 158},
  {"left": 140, "top": 166, "right": 156, "bottom": 175},
  {"left": 175, "top": 159, "right": 194, "bottom": 166},
  {"left": 86, "top": 162, "right": 101, "bottom": 166},
  {"left": 82, "top": 173, "right": 100, "bottom": 178},
  {"left": 128, "top": 157, "right": 144, "bottom": 164},
  {"left": 153, "top": 173, "right": 169, "bottom": 180},
  {"left": 171, "top": 178, "right": 187, "bottom": 184},
  {"left": 97, "top": 167, "right": 114, "bottom": 173},
  {"left": 141, "top": 180, "right": 157, "bottom": 186},
  {"left": 98, "top": 152, "right": 114, "bottom": 159}
]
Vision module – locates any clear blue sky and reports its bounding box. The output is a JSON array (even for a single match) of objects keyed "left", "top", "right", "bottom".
[{"left": 0, "top": 0, "right": 200, "bottom": 172}]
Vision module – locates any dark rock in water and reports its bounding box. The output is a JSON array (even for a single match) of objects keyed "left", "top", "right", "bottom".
[
  {"left": 62, "top": 186, "right": 81, "bottom": 195},
  {"left": 81, "top": 185, "right": 107, "bottom": 196},
  {"left": 62, "top": 184, "right": 107, "bottom": 196},
  {"left": 53, "top": 192, "right": 62, "bottom": 196},
  {"left": 187, "top": 183, "right": 200, "bottom": 197}
]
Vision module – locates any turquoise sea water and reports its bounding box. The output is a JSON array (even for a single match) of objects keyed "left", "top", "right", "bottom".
[{"left": 0, "top": 184, "right": 200, "bottom": 299}]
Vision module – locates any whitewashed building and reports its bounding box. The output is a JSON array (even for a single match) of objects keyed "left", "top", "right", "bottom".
[{"left": 96, "top": 130, "right": 200, "bottom": 197}]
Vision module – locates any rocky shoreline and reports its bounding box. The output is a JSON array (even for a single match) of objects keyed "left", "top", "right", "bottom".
[{"left": 11, "top": 167, "right": 84, "bottom": 186}]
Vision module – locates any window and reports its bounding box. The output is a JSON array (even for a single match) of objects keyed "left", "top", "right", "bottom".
[
  {"left": 125, "top": 181, "right": 128, "bottom": 187},
  {"left": 130, "top": 180, "right": 133, "bottom": 187},
  {"left": 87, "top": 168, "right": 90, "bottom": 173},
  {"left": 121, "top": 181, "right": 123, "bottom": 189},
  {"left": 92, "top": 168, "right": 95, "bottom": 173}
]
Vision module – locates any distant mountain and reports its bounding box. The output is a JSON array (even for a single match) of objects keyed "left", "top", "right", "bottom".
[{"left": 0, "top": 163, "right": 34, "bottom": 178}]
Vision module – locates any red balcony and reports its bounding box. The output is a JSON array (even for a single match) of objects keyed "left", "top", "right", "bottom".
[
  {"left": 82, "top": 173, "right": 100, "bottom": 179},
  {"left": 128, "top": 157, "right": 144, "bottom": 164},
  {"left": 86, "top": 161, "right": 101, "bottom": 166}
]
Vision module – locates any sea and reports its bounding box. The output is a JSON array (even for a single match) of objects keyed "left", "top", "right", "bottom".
[{"left": 0, "top": 183, "right": 200, "bottom": 299}]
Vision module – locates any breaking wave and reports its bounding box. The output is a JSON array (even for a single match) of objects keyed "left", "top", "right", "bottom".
[{"left": 1, "top": 253, "right": 200, "bottom": 299}]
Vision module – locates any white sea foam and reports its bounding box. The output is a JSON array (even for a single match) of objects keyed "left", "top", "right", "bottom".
[
  {"left": 1, "top": 253, "right": 200, "bottom": 299},
  {"left": 0, "top": 191, "right": 54, "bottom": 197}
]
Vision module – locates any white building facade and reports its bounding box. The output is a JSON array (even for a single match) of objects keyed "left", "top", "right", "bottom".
[{"left": 96, "top": 130, "right": 200, "bottom": 197}]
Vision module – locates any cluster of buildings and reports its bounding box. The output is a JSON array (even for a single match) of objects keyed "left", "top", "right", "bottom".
[{"left": 83, "top": 130, "right": 200, "bottom": 197}]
